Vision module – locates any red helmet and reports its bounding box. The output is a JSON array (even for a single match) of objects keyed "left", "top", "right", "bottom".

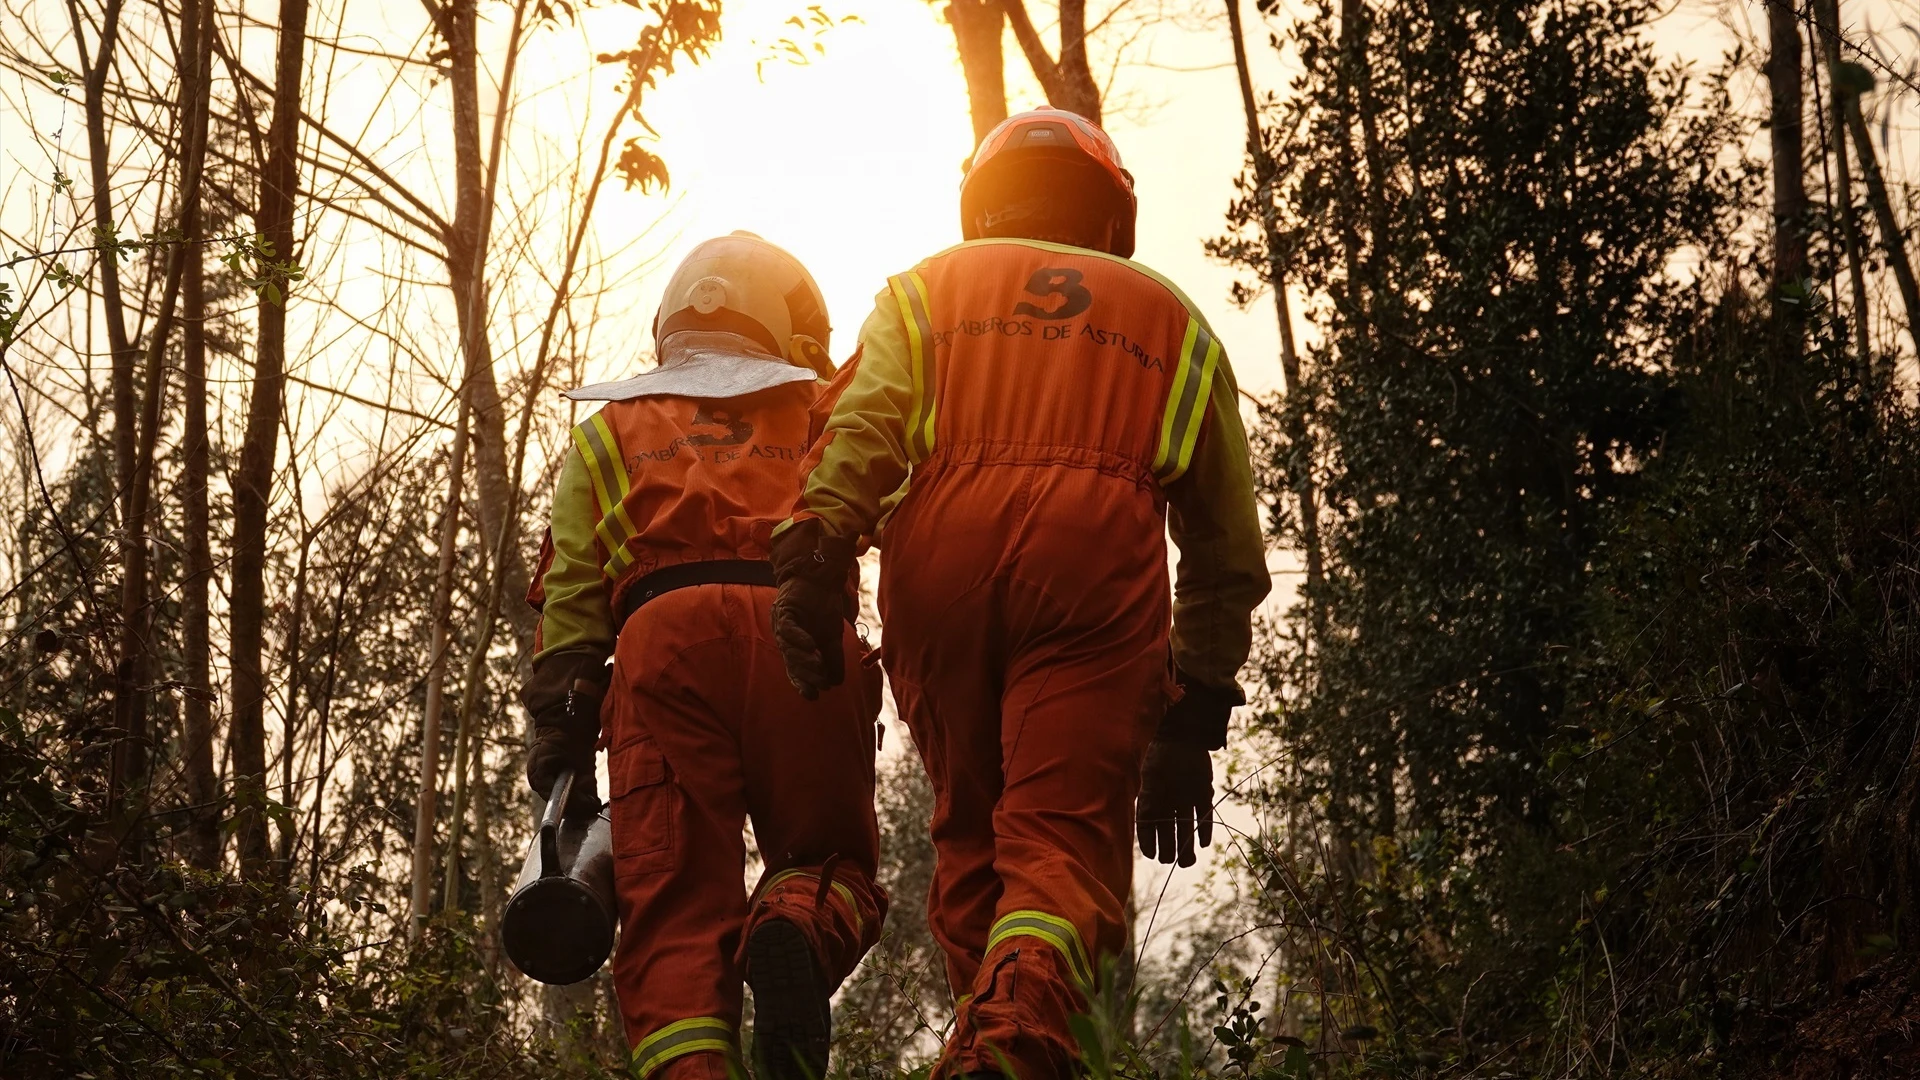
[{"left": 959, "top": 107, "right": 1137, "bottom": 258}]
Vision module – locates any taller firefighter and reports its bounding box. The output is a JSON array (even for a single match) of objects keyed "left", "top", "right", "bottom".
[
  {"left": 523, "top": 233, "right": 885, "bottom": 1080},
  {"left": 770, "top": 110, "right": 1270, "bottom": 1077}
]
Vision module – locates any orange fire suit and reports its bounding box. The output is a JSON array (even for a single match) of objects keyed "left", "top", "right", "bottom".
[
  {"left": 530, "top": 376, "right": 885, "bottom": 1080},
  {"left": 781, "top": 238, "right": 1270, "bottom": 1077}
]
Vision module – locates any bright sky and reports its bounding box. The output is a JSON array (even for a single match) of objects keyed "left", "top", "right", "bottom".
[{"left": 572, "top": 0, "right": 1289, "bottom": 394}]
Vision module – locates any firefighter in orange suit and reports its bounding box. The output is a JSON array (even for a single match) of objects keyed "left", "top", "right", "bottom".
[
  {"left": 768, "top": 109, "right": 1270, "bottom": 1078},
  {"left": 522, "top": 233, "right": 886, "bottom": 1080}
]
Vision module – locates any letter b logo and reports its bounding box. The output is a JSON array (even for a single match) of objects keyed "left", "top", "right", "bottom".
[{"left": 1013, "top": 267, "right": 1094, "bottom": 320}]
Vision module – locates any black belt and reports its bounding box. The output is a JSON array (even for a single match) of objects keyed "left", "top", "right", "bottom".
[{"left": 616, "top": 559, "right": 776, "bottom": 627}]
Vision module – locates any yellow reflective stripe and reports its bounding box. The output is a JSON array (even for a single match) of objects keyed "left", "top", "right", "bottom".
[
  {"left": 760, "top": 868, "right": 864, "bottom": 937},
  {"left": 571, "top": 414, "right": 640, "bottom": 579},
  {"left": 987, "top": 909, "right": 1094, "bottom": 988},
  {"left": 763, "top": 867, "right": 809, "bottom": 891},
  {"left": 830, "top": 879, "right": 859, "bottom": 936},
  {"left": 586, "top": 415, "right": 641, "bottom": 577},
  {"left": 1152, "top": 320, "right": 1201, "bottom": 479},
  {"left": 569, "top": 424, "right": 616, "bottom": 518},
  {"left": 1153, "top": 317, "right": 1222, "bottom": 484},
  {"left": 890, "top": 272, "right": 937, "bottom": 462},
  {"left": 632, "top": 1016, "right": 736, "bottom": 1077},
  {"left": 1177, "top": 324, "right": 1224, "bottom": 477}
]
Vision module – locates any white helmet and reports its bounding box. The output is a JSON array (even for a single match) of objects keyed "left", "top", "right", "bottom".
[{"left": 653, "top": 231, "right": 834, "bottom": 378}]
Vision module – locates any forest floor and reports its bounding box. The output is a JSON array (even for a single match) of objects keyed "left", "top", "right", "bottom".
[{"left": 1729, "top": 958, "right": 1920, "bottom": 1079}]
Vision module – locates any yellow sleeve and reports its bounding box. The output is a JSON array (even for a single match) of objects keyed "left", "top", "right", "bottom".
[
  {"left": 534, "top": 445, "right": 615, "bottom": 666},
  {"left": 1166, "top": 352, "right": 1271, "bottom": 687},
  {"left": 779, "top": 284, "right": 917, "bottom": 541}
]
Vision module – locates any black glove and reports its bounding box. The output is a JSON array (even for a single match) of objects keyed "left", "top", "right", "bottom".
[
  {"left": 1137, "top": 740, "right": 1213, "bottom": 867},
  {"left": 523, "top": 653, "right": 608, "bottom": 819},
  {"left": 1157, "top": 670, "right": 1245, "bottom": 751},
  {"left": 769, "top": 519, "right": 855, "bottom": 700}
]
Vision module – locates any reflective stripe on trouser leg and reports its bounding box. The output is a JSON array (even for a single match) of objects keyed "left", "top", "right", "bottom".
[
  {"left": 632, "top": 1017, "right": 736, "bottom": 1079},
  {"left": 760, "top": 867, "right": 865, "bottom": 938},
  {"left": 985, "top": 909, "right": 1095, "bottom": 989}
]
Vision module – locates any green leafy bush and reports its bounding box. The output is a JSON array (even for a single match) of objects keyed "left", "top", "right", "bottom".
[
  {"left": 1216, "top": 0, "right": 1920, "bottom": 1074},
  {"left": 0, "top": 708, "right": 626, "bottom": 1079}
]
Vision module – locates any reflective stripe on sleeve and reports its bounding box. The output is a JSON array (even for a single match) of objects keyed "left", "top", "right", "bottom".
[
  {"left": 631, "top": 1016, "right": 736, "bottom": 1078},
  {"left": 1152, "top": 317, "right": 1222, "bottom": 485},
  {"left": 569, "top": 414, "right": 641, "bottom": 579},
  {"left": 890, "top": 272, "right": 937, "bottom": 462},
  {"left": 986, "top": 908, "right": 1095, "bottom": 989}
]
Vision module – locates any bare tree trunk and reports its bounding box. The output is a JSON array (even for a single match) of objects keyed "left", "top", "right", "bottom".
[
  {"left": 946, "top": 0, "right": 1008, "bottom": 144},
  {"left": 276, "top": 525, "right": 311, "bottom": 878},
  {"left": 410, "top": 396, "right": 472, "bottom": 940},
  {"left": 67, "top": 0, "right": 134, "bottom": 523},
  {"left": 1843, "top": 96, "right": 1920, "bottom": 380},
  {"left": 1767, "top": 0, "right": 1809, "bottom": 363},
  {"left": 444, "top": 521, "right": 509, "bottom": 915},
  {"left": 1227, "top": 0, "right": 1324, "bottom": 613},
  {"left": 70, "top": 0, "right": 139, "bottom": 826},
  {"left": 178, "top": 0, "right": 219, "bottom": 872},
  {"left": 1815, "top": 0, "right": 1872, "bottom": 367},
  {"left": 441, "top": 667, "right": 482, "bottom": 913},
  {"left": 230, "top": 0, "right": 311, "bottom": 874},
  {"left": 113, "top": 0, "right": 215, "bottom": 844},
  {"left": 181, "top": 202, "right": 217, "bottom": 871},
  {"left": 465, "top": 369, "right": 529, "bottom": 642},
  {"left": 1052, "top": 0, "right": 1098, "bottom": 119},
  {"left": 1003, "top": 0, "right": 1102, "bottom": 123},
  {"left": 474, "top": 760, "right": 502, "bottom": 967},
  {"left": 434, "top": 0, "right": 533, "bottom": 916},
  {"left": 440, "top": 0, "right": 535, "bottom": 661}
]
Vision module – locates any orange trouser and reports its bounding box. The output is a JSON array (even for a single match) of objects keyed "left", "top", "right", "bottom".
[
  {"left": 603, "top": 582, "right": 886, "bottom": 1078},
  {"left": 878, "top": 460, "right": 1171, "bottom": 1080}
]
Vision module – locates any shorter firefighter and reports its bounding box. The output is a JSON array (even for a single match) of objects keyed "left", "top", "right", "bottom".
[{"left": 522, "top": 233, "right": 885, "bottom": 1080}]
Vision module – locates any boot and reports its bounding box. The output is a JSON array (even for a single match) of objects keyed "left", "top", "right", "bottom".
[{"left": 746, "top": 918, "right": 830, "bottom": 1080}]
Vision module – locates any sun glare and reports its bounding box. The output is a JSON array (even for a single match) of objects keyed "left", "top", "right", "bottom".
[{"left": 584, "top": 4, "right": 976, "bottom": 378}]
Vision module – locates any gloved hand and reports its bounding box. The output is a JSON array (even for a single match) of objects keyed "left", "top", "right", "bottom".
[
  {"left": 523, "top": 654, "right": 608, "bottom": 819},
  {"left": 1157, "top": 670, "right": 1245, "bottom": 751},
  {"left": 769, "top": 519, "right": 855, "bottom": 700},
  {"left": 1136, "top": 740, "right": 1213, "bottom": 867}
]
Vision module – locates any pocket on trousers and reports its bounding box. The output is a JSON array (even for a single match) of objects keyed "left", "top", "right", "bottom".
[{"left": 608, "top": 736, "right": 673, "bottom": 874}]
